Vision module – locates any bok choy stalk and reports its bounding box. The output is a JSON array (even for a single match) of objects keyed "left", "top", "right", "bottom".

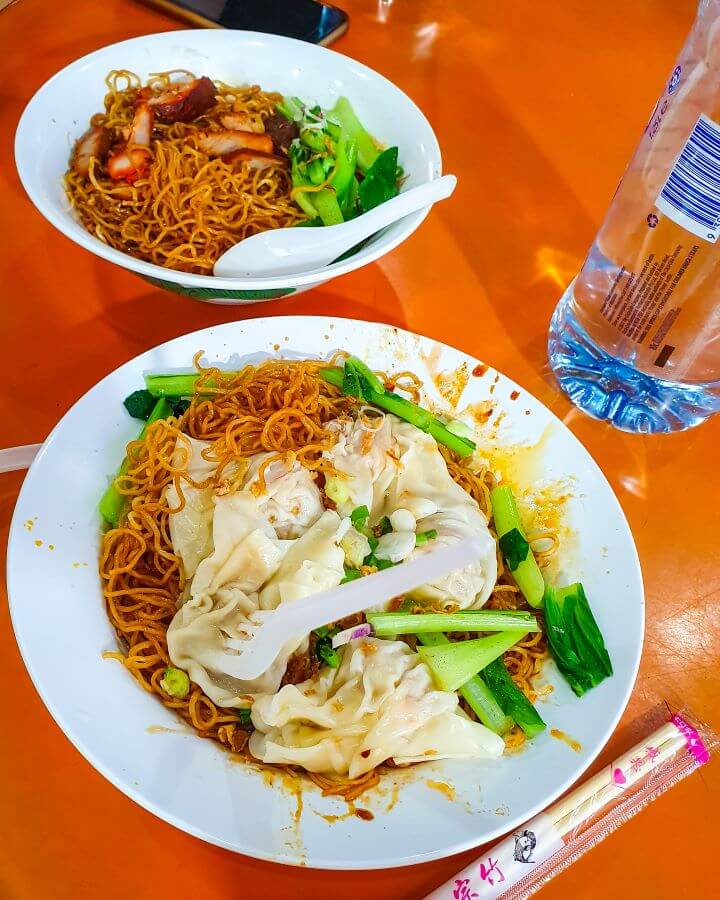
[
  {"left": 99, "top": 397, "right": 173, "bottom": 527},
  {"left": 481, "top": 657, "right": 546, "bottom": 738},
  {"left": 416, "top": 631, "right": 528, "bottom": 693},
  {"left": 489, "top": 485, "right": 545, "bottom": 608},
  {"left": 417, "top": 633, "right": 513, "bottom": 735},
  {"left": 319, "top": 357, "right": 477, "bottom": 458},
  {"left": 366, "top": 609, "right": 539, "bottom": 636},
  {"left": 543, "top": 582, "right": 613, "bottom": 696}
]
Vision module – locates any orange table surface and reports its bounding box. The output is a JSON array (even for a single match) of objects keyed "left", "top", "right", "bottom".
[{"left": 1, "top": 0, "right": 719, "bottom": 897}]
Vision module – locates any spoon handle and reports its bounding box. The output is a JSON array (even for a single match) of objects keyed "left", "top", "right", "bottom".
[
  {"left": 0, "top": 443, "right": 42, "bottom": 474},
  {"left": 227, "top": 535, "right": 484, "bottom": 681}
]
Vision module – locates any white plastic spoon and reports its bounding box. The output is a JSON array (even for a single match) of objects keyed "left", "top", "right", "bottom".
[
  {"left": 213, "top": 174, "right": 457, "bottom": 278},
  {"left": 225, "top": 535, "right": 485, "bottom": 682}
]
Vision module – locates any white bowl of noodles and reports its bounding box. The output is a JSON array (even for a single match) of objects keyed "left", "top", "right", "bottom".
[
  {"left": 6, "top": 317, "right": 644, "bottom": 868},
  {"left": 14, "top": 30, "right": 441, "bottom": 304}
]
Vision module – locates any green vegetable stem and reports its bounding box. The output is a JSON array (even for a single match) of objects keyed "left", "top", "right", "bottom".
[
  {"left": 366, "top": 610, "right": 539, "bottom": 636},
  {"left": 319, "top": 358, "right": 477, "bottom": 458},
  {"left": 99, "top": 397, "right": 174, "bottom": 527},
  {"left": 481, "top": 657, "right": 546, "bottom": 738},
  {"left": 489, "top": 486, "right": 545, "bottom": 608},
  {"left": 417, "top": 633, "right": 513, "bottom": 734}
]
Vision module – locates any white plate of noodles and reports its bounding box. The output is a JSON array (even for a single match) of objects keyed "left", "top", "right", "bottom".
[{"left": 6, "top": 317, "right": 643, "bottom": 868}]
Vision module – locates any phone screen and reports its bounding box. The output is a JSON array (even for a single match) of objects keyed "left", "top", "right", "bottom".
[{"left": 167, "top": 0, "right": 348, "bottom": 43}]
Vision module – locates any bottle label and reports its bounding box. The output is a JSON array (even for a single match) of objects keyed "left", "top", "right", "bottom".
[
  {"left": 598, "top": 243, "right": 699, "bottom": 366},
  {"left": 656, "top": 113, "right": 720, "bottom": 243}
]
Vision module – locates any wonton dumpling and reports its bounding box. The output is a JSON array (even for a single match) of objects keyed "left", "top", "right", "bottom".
[
  {"left": 384, "top": 421, "right": 497, "bottom": 609},
  {"left": 167, "top": 503, "right": 345, "bottom": 706},
  {"left": 167, "top": 589, "right": 296, "bottom": 702},
  {"left": 322, "top": 416, "right": 396, "bottom": 517},
  {"left": 191, "top": 493, "right": 283, "bottom": 599},
  {"left": 167, "top": 435, "right": 216, "bottom": 580},
  {"left": 249, "top": 638, "right": 504, "bottom": 777},
  {"left": 244, "top": 452, "right": 324, "bottom": 539},
  {"left": 259, "top": 509, "right": 345, "bottom": 610}
]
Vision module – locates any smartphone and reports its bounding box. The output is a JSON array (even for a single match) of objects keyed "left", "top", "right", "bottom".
[{"left": 140, "top": 0, "right": 349, "bottom": 45}]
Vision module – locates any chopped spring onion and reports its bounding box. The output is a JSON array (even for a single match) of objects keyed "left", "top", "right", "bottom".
[
  {"left": 314, "top": 625, "right": 341, "bottom": 668},
  {"left": 340, "top": 567, "right": 362, "bottom": 584},
  {"left": 417, "top": 633, "right": 513, "bottom": 735},
  {"left": 160, "top": 666, "right": 190, "bottom": 699},
  {"left": 236, "top": 707, "right": 253, "bottom": 726},
  {"left": 366, "top": 610, "right": 539, "bottom": 636},
  {"left": 350, "top": 504, "right": 370, "bottom": 530},
  {"left": 99, "top": 397, "right": 174, "bottom": 528},
  {"left": 319, "top": 362, "right": 476, "bottom": 458},
  {"left": 544, "top": 582, "right": 613, "bottom": 696},
  {"left": 481, "top": 657, "right": 546, "bottom": 738},
  {"left": 417, "top": 631, "right": 528, "bottom": 693},
  {"left": 414, "top": 528, "right": 438, "bottom": 547},
  {"left": 331, "top": 622, "right": 373, "bottom": 648},
  {"left": 490, "top": 485, "right": 545, "bottom": 608}
]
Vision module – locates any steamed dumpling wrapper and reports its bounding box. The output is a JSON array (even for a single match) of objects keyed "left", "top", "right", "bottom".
[
  {"left": 167, "top": 504, "right": 345, "bottom": 705},
  {"left": 384, "top": 421, "right": 497, "bottom": 609},
  {"left": 167, "top": 436, "right": 324, "bottom": 580},
  {"left": 244, "top": 452, "right": 325, "bottom": 539},
  {"left": 322, "top": 416, "right": 396, "bottom": 517},
  {"left": 167, "top": 435, "right": 216, "bottom": 580},
  {"left": 325, "top": 414, "right": 497, "bottom": 608},
  {"left": 167, "top": 492, "right": 288, "bottom": 702},
  {"left": 249, "top": 638, "right": 504, "bottom": 777},
  {"left": 259, "top": 509, "right": 345, "bottom": 610}
]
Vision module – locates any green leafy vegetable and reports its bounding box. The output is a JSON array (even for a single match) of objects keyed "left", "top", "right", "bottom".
[
  {"left": 358, "top": 147, "right": 400, "bottom": 212},
  {"left": 498, "top": 528, "right": 530, "bottom": 571},
  {"left": 99, "top": 397, "right": 174, "bottom": 527},
  {"left": 329, "top": 97, "right": 380, "bottom": 172},
  {"left": 123, "top": 389, "right": 156, "bottom": 421},
  {"left": 366, "top": 610, "right": 539, "bottom": 636},
  {"left": 481, "top": 657, "right": 546, "bottom": 738},
  {"left": 319, "top": 362, "right": 477, "bottom": 458},
  {"left": 417, "top": 633, "right": 513, "bottom": 734},
  {"left": 544, "top": 582, "right": 613, "bottom": 696},
  {"left": 417, "top": 631, "right": 528, "bottom": 693},
  {"left": 490, "top": 486, "right": 545, "bottom": 608},
  {"left": 160, "top": 666, "right": 190, "bottom": 699},
  {"left": 276, "top": 96, "right": 304, "bottom": 121},
  {"left": 172, "top": 398, "right": 191, "bottom": 418}
]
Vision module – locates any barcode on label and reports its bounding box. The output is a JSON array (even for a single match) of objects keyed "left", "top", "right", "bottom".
[{"left": 656, "top": 113, "right": 720, "bottom": 243}]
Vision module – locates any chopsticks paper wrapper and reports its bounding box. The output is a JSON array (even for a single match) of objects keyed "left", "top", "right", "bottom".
[{"left": 426, "top": 711, "right": 717, "bottom": 900}]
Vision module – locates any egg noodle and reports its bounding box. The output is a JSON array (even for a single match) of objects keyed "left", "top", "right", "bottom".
[
  {"left": 65, "top": 70, "right": 305, "bottom": 274},
  {"left": 99, "top": 356, "right": 551, "bottom": 798}
]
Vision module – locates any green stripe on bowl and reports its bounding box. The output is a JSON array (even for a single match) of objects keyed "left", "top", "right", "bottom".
[{"left": 142, "top": 275, "right": 295, "bottom": 301}]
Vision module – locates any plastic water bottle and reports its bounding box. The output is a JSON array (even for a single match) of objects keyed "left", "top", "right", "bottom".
[{"left": 548, "top": 0, "right": 720, "bottom": 432}]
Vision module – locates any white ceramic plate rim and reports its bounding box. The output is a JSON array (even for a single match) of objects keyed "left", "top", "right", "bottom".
[
  {"left": 6, "top": 316, "right": 644, "bottom": 869},
  {"left": 14, "top": 30, "right": 440, "bottom": 290}
]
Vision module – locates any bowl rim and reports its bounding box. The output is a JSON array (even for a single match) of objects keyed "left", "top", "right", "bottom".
[
  {"left": 5, "top": 315, "right": 645, "bottom": 869},
  {"left": 14, "top": 29, "right": 442, "bottom": 289}
]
